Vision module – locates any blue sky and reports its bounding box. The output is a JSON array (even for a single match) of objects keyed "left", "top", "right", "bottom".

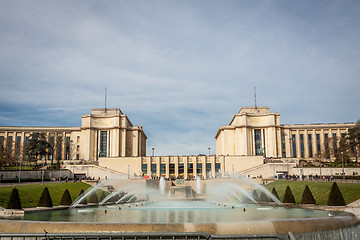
[{"left": 0, "top": 0, "right": 359, "bottom": 156}]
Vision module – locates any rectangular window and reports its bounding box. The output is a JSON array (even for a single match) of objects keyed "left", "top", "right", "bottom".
[
  {"left": 8, "top": 136, "right": 13, "bottom": 152},
  {"left": 76, "top": 154, "right": 79, "bottom": 160},
  {"left": 178, "top": 163, "right": 184, "bottom": 174},
  {"left": 151, "top": 164, "right": 156, "bottom": 175},
  {"left": 292, "top": 134, "right": 296, "bottom": 158},
  {"left": 206, "top": 163, "right": 211, "bottom": 173},
  {"left": 100, "top": 131, "right": 107, "bottom": 157},
  {"left": 325, "top": 133, "right": 329, "bottom": 159},
  {"left": 169, "top": 164, "right": 175, "bottom": 175},
  {"left": 187, "top": 163, "right": 193, "bottom": 174},
  {"left": 197, "top": 163, "right": 202, "bottom": 174},
  {"left": 141, "top": 164, "right": 147, "bottom": 174},
  {"left": 308, "top": 134, "right": 313, "bottom": 158},
  {"left": 281, "top": 134, "right": 286, "bottom": 158},
  {"left": 254, "top": 129, "right": 262, "bottom": 155},
  {"left": 0, "top": 136, "right": 4, "bottom": 145},
  {"left": 25, "top": 136, "right": 29, "bottom": 143},
  {"left": 316, "top": 134, "right": 320, "bottom": 153},
  {"left": 300, "top": 134, "right": 304, "bottom": 158},
  {"left": 160, "top": 164, "right": 166, "bottom": 175},
  {"left": 215, "top": 163, "right": 220, "bottom": 173},
  {"left": 66, "top": 137, "right": 70, "bottom": 143},
  {"left": 16, "top": 136, "right": 21, "bottom": 151},
  {"left": 341, "top": 133, "right": 345, "bottom": 139}
]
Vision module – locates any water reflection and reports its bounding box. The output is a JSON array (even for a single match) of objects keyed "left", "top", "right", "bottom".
[{"left": 21, "top": 200, "right": 339, "bottom": 223}]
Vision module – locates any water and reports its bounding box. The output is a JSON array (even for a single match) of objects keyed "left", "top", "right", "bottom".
[{"left": 21, "top": 200, "right": 342, "bottom": 223}]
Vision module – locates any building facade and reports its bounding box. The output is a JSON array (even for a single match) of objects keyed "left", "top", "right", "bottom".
[
  {"left": 215, "top": 107, "right": 356, "bottom": 161},
  {"left": 1, "top": 106, "right": 357, "bottom": 179},
  {"left": 0, "top": 108, "right": 147, "bottom": 162}
]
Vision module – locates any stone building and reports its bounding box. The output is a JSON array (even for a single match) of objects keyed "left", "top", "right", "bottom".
[
  {"left": 0, "top": 108, "right": 147, "bottom": 162},
  {"left": 215, "top": 107, "right": 356, "bottom": 161},
  {"left": 0, "top": 106, "right": 357, "bottom": 179}
]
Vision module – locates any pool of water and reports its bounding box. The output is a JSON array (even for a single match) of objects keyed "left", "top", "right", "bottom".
[{"left": 21, "top": 200, "right": 344, "bottom": 223}]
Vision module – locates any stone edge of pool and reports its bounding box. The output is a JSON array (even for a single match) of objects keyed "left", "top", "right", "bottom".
[{"left": 0, "top": 214, "right": 359, "bottom": 235}]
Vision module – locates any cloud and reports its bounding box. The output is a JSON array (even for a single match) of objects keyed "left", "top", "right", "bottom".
[{"left": 0, "top": 0, "right": 359, "bottom": 155}]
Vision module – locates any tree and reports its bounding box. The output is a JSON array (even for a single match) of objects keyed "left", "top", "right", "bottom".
[
  {"left": 25, "top": 132, "right": 51, "bottom": 164},
  {"left": 38, "top": 187, "right": 53, "bottom": 207},
  {"left": 7, "top": 188, "right": 22, "bottom": 209},
  {"left": 327, "top": 182, "right": 346, "bottom": 206},
  {"left": 346, "top": 120, "right": 360, "bottom": 163},
  {"left": 251, "top": 189, "right": 259, "bottom": 202},
  {"left": 259, "top": 192, "right": 268, "bottom": 202},
  {"left": 270, "top": 188, "right": 280, "bottom": 202},
  {"left": 283, "top": 186, "right": 296, "bottom": 204},
  {"left": 0, "top": 141, "right": 17, "bottom": 168},
  {"left": 88, "top": 192, "right": 99, "bottom": 204},
  {"left": 78, "top": 189, "right": 87, "bottom": 204},
  {"left": 59, "top": 189, "right": 72, "bottom": 206},
  {"left": 300, "top": 185, "right": 316, "bottom": 205}
]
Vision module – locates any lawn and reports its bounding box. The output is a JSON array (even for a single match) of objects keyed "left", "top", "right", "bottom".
[
  {"left": 265, "top": 180, "right": 360, "bottom": 205},
  {"left": 0, "top": 182, "right": 93, "bottom": 208}
]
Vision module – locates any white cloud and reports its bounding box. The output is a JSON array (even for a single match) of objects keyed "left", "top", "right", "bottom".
[{"left": 0, "top": 0, "right": 359, "bottom": 155}]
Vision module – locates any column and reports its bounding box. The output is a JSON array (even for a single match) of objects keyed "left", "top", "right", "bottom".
[
  {"left": 165, "top": 156, "right": 170, "bottom": 179},
  {"left": 304, "top": 129, "right": 309, "bottom": 158},
  {"left": 329, "top": 129, "right": 333, "bottom": 159},
  {"left": 61, "top": 132, "right": 66, "bottom": 161},
  {"left": 175, "top": 156, "right": 179, "bottom": 178},
  {"left": 202, "top": 156, "right": 206, "bottom": 180},
  {"left": 147, "top": 157, "right": 152, "bottom": 177},
  {"left": 20, "top": 132, "right": 25, "bottom": 160},
  {"left": 296, "top": 130, "right": 301, "bottom": 158},
  {"left": 211, "top": 156, "right": 216, "bottom": 178},
  {"left": 184, "top": 157, "right": 188, "bottom": 180},
  {"left": 220, "top": 156, "right": 225, "bottom": 177},
  {"left": 156, "top": 157, "right": 160, "bottom": 178},
  {"left": 285, "top": 129, "right": 291, "bottom": 158},
  {"left": 276, "top": 128, "right": 282, "bottom": 158},
  {"left": 12, "top": 132, "right": 16, "bottom": 158},
  {"left": 121, "top": 129, "right": 126, "bottom": 157},
  {"left": 320, "top": 129, "right": 325, "bottom": 157}
]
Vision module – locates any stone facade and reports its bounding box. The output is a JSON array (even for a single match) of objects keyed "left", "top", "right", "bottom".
[
  {"left": 0, "top": 108, "right": 147, "bottom": 162},
  {"left": 215, "top": 107, "right": 356, "bottom": 161}
]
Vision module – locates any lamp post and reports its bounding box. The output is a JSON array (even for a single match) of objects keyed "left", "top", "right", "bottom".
[
  {"left": 208, "top": 148, "right": 211, "bottom": 156},
  {"left": 128, "top": 165, "right": 130, "bottom": 180},
  {"left": 319, "top": 154, "right": 321, "bottom": 177},
  {"left": 341, "top": 152, "right": 345, "bottom": 180},
  {"left": 152, "top": 148, "right": 155, "bottom": 157},
  {"left": 18, "top": 157, "right": 22, "bottom": 183}
]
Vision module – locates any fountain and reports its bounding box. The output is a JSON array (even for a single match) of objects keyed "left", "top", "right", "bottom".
[{"left": 0, "top": 173, "right": 359, "bottom": 239}]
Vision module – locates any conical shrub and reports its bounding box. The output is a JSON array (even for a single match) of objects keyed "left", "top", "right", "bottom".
[
  {"left": 252, "top": 190, "right": 259, "bottom": 202},
  {"left": 300, "top": 185, "right": 316, "bottom": 205},
  {"left": 327, "top": 182, "right": 346, "bottom": 206},
  {"left": 99, "top": 191, "right": 106, "bottom": 202},
  {"left": 59, "top": 189, "right": 72, "bottom": 206},
  {"left": 270, "top": 188, "right": 280, "bottom": 202},
  {"left": 259, "top": 192, "right": 268, "bottom": 202},
  {"left": 7, "top": 188, "right": 22, "bottom": 209},
  {"left": 283, "top": 186, "right": 296, "bottom": 204},
  {"left": 38, "top": 187, "right": 53, "bottom": 207},
  {"left": 88, "top": 192, "right": 99, "bottom": 204},
  {"left": 78, "top": 189, "right": 87, "bottom": 204}
]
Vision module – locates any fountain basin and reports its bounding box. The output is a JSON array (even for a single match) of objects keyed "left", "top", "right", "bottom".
[
  {"left": 0, "top": 201, "right": 358, "bottom": 235},
  {"left": 0, "top": 215, "right": 358, "bottom": 235}
]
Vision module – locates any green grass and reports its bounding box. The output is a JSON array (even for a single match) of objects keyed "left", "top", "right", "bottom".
[
  {"left": 266, "top": 180, "right": 360, "bottom": 205},
  {"left": 0, "top": 182, "right": 92, "bottom": 208}
]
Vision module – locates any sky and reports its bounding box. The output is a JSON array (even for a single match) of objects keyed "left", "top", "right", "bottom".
[{"left": 0, "top": 0, "right": 359, "bottom": 156}]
